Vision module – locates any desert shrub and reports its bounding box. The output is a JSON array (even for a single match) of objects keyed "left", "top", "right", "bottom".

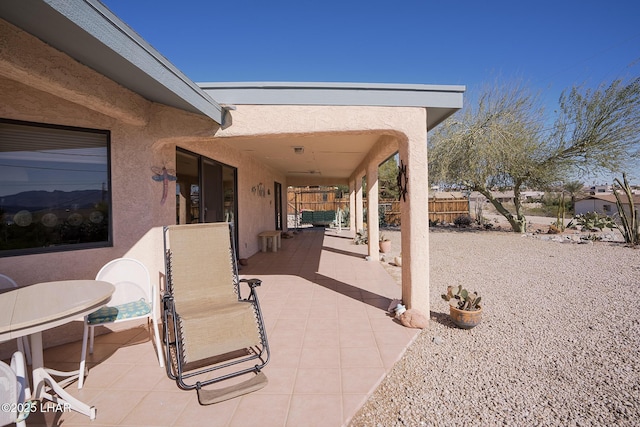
[
  {"left": 353, "top": 230, "right": 368, "bottom": 245},
  {"left": 573, "top": 212, "right": 617, "bottom": 231},
  {"left": 453, "top": 215, "right": 473, "bottom": 228}
]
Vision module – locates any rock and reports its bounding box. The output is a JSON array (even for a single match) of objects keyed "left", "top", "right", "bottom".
[
  {"left": 398, "top": 309, "right": 428, "bottom": 329},
  {"left": 432, "top": 336, "right": 444, "bottom": 345}
]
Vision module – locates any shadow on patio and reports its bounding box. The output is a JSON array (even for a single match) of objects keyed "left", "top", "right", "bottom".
[{"left": 10, "top": 227, "right": 419, "bottom": 427}]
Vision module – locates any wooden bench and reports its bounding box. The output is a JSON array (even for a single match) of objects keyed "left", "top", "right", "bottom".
[{"left": 258, "top": 230, "right": 282, "bottom": 253}]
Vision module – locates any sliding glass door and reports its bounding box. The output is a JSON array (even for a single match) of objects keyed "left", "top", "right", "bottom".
[
  {"left": 274, "top": 181, "right": 283, "bottom": 230},
  {"left": 176, "top": 149, "right": 237, "bottom": 240}
]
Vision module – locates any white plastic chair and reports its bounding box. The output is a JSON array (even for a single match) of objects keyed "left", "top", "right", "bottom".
[
  {"left": 0, "top": 274, "right": 32, "bottom": 365},
  {"left": 78, "top": 258, "right": 164, "bottom": 389},
  {"left": 0, "top": 351, "right": 31, "bottom": 427}
]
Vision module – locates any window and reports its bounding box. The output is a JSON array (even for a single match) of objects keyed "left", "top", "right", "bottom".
[{"left": 0, "top": 119, "right": 111, "bottom": 256}]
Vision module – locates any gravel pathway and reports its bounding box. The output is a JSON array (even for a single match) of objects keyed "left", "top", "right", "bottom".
[{"left": 350, "top": 229, "right": 640, "bottom": 427}]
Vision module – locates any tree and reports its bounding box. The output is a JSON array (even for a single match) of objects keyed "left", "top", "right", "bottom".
[
  {"left": 428, "top": 81, "right": 544, "bottom": 232},
  {"left": 428, "top": 78, "right": 640, "bottom": 232},
  {"left": 379, "top": 155, "right": 399, "bottom": 200},
  {"left": 561, "top": 180, "right": 586, "bottom": 214}
]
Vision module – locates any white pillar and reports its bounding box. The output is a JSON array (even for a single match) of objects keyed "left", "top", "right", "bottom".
[
  {"left": 399, "top": 114, "right": 429, "bottom": 313},
  {"left": 366, "top": 163, "right": 379, "bottom": 261},
  {"left": 349, "top": 178, "right": 356, "bottom": 232},
  {"left": 355, "top": 176, "right": 364, "bottom": 232}
]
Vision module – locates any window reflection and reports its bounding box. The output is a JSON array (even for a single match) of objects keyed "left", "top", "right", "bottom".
[{"left": 0, "top": 120, "right": 111, "bottom": 255}]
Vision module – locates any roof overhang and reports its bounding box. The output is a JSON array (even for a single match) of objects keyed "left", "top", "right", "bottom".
[
  {"left": 0, "top": 0, "right": 223, "bottom": 123},
  {"left": 200, "top": 81, "right": 465, "bottom": 130},
  {"left": 199, "top": 82, "right": 465, "bottom": 184}
]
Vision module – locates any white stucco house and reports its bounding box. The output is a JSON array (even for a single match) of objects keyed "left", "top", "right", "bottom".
[
  {"left": 575, "top": 194, "right": 640, "bottom": 218},
  {"left": 0, "top": 0, "right": 464, "bottom": 337}
]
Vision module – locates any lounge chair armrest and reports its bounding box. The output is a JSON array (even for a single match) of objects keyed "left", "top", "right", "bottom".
[
  {"left": 239, "top": 278, "right": 262, "bottom": 288},
  {"left": 238, "top": 278, "right": 262, "bottom": 301}
]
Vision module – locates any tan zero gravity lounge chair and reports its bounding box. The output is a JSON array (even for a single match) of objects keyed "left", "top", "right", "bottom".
[{"left": 162, "top": 223, "right": 270, "bottom": 404}]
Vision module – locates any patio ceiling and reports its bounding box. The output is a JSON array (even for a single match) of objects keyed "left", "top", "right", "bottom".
[{"left": 223, "top": 133, "right": 382, "bottom": 185}]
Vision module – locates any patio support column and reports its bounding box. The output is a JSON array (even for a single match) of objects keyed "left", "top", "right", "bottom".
[
  {"left": 399, "top": 110, "right": 429, "bottom": 313},
  {"left": 355, "top": 175, "right": 364, "bottom": 232},
  {"left": 349, "top": 178, "right": 356, "bottom": 232},
  {"left": 366, "top": 162, "right": 379, "bottom": 261}
]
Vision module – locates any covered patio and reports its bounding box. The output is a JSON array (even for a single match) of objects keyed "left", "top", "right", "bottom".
[
  {"left": 0, "top": 2, "right": 464, "bottom": 425},
  {"left": 13, "top": 227, "right": 418, "bottom": 426}
]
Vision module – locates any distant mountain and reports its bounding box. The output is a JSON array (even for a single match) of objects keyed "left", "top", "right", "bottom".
[{"left": 0, "top": 190, "right": 106, "bottom": 213}]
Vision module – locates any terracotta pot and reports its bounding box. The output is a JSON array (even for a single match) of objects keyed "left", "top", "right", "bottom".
[
  {"left": 449, "top": 305, "right": 482, "bottom": 329},
  {"left": 379, "top": 240, "right": 391, "bottom": 253}
]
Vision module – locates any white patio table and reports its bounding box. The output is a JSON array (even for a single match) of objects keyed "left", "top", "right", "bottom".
[{"left": 0, "top": 279, "right": 114, "bottom": 420}]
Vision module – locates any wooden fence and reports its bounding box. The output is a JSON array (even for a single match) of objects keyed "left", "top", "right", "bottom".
[
  {"left": 287, "top": 187, "right": 469, "bottom": 226},
  {"left": 380, "top": 198, "right": 469, "bottom": 225},
  {"left": 287, "top": 189, "right": 347, "bottom": 212}
]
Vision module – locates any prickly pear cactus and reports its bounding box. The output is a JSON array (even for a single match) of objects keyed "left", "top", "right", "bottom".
[{"left": 441, "top": 285, "right": 482, "bottom": 311}]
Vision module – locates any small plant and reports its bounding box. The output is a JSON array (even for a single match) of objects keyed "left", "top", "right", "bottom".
[
  {"left": 353, "top": 230, "right": 368, "bottom": 245},
  {"left": 379, "top": 233, "right": 390, "bottom": 242},
  {"left": 429, "top": 218, "right": 441, "bottom": 227},
  {"left": 441, "top": 285, "right": 481, "bottom": 311},
  {"left": 453, "top": 215, "right": 473, "bottom": 228},
  {"left": 572, "top": 212, "right": 617, "bottom": 231}
]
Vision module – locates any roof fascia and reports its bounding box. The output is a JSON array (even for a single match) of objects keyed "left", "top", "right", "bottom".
[
  {"left": 0, "top": 0, "right": 223, "bottom": 123},
  {"left": 199, "top": 82, "right": 465, "bottom": 130}
]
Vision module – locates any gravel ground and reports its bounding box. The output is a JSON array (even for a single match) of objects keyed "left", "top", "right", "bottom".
[{"left": 350, "top": 228, "right": 640, "bottom": 427}]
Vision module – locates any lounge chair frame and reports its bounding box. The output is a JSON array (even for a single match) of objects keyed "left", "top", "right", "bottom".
[{"left": 162, "top": 223, "right": 270, "bottom": 392}]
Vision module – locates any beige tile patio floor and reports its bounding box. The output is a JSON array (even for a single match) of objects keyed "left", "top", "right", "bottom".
[{"left": 13, "top": 228, "right": 418, "bottom": 427}]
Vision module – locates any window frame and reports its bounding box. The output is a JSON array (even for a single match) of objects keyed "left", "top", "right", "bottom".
[{"left": 0, "top": 118, "right": 112, "bottom": 257}]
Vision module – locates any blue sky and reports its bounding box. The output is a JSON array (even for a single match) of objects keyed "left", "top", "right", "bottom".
[
  {"left": 101, "top": 0, "right": 640, "bottom": 182},
  {"left": 101, "top": 1, "right": 639, "bottom": 98}
]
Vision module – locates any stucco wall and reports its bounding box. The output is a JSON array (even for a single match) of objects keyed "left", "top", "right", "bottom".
[
  {"left": 574, "top": 199, "right": 608, "bottom": 216},
  {"left": 0, "top": 19, "right": 285, "bottom": 291}
]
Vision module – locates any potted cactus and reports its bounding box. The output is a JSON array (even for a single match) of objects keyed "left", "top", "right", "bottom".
[
  {"left": 379, "top": 234, "right": 391, "bottom": 253},
  {"left": 441, "top": 285, "right": 482, "bottom": 329}
]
